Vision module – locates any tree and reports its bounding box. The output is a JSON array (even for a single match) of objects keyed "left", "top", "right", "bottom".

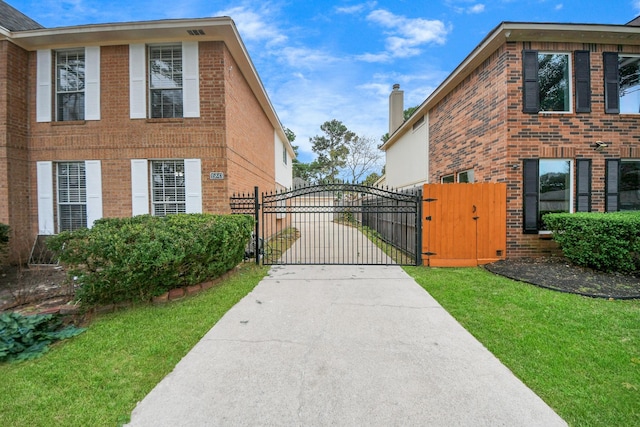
[
  {"left": 309, "top": 119, "right": 353, "bottom": 182},
  {"left": 343, "top": 135, "right": 383, "bottom": 183},
  {"left": 361, "top": 172, "right": 381, "bottom": 187}
]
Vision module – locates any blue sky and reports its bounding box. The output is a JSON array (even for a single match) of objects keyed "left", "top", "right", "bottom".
[{"left": 8, "top": 0, "right": 640, "bottom": 163}]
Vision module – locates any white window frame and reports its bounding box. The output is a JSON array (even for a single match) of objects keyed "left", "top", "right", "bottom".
[
  {"left": 618, "top": 55, "right": 640, "bottom": 114},
  {"left": 441, "top": 174, "right": 454, "bottom": 183},
  {"left": 457, "top": 169, "right": 474, "bottom": 183},
  {"left": 56, "top": 49, "right": 86, "bottom": 122},
  {"left": 538, "top": 52, "right": 573, "bottom": 114},
  {"left": 131, "top": 158, "right": 202, "bottom": 216},
  {"left": 538, "top": 159, "right": 574, "bottom": 231}
]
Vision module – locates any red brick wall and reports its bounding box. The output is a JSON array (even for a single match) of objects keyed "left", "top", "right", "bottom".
[
  {"left": 9, "top": 40, "right": 277, "bottom": 258},
  {"left": 429, "top": 41, "right": 640, "bottom": 258},
  {"left": 0, "top": 41, "right": 31, "bottom": 263},
  {"left": 223, "top": 45, "right": 275, "bottom": 196}
]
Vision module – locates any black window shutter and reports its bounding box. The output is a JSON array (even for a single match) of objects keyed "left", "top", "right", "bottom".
[
  {"left": 605, "top": 159, "right": 620, "bottom": 211},
  {"left": 576, "top": 159, "right": 592, "bottom": 212},
  {"left": 523, "top": 159, "right": 540, "bottom": 233},
  {"left": 575, "top": 51, "right": 591, "bottom": 113},
  {"left": 603, "top": 52, "right": 620, "bottom": 114},
  {"left": 522, "top": 50, "right": 540, "bottom": 113}
]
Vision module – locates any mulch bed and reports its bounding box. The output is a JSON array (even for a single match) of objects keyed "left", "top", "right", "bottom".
[{"left": 485, "top": 257, "right": 640, "bottom": 300}]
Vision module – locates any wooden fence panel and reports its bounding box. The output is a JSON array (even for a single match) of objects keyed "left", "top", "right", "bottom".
[{"left": 422, "top": 183, "right": 506, "bottom": 267}]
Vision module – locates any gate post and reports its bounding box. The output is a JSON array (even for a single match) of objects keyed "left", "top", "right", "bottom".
[{"left": 253, "top": 186, "right": 260, "bottom": 265}]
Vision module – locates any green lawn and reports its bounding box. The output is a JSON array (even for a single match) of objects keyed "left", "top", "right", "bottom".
[
  {"left": 0, "top": 263, "right": 268, "bottom": 427},
  {"left": 404, "top": 266, "right": 640, "bottom": 427},
  {"left": 2, "top": 264, "right": 638, "bottom": 426}
]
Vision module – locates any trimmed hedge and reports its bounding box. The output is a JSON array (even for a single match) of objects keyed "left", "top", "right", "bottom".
[
  {"left": 47, "top": 214, "right": 254, "bottom": 306},
  {"left": 543, "top": 212, "right": 640, "bottom": 273}
]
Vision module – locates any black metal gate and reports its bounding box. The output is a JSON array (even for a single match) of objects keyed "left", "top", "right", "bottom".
[{"left": 231, "top": 183, "right": 421, "bottom": 266}]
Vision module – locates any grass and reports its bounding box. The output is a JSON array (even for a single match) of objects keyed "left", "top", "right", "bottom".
[
  {"left": 262, "top": 227, "right": 300, "bottom": 264},
  {"left": 0, "top": 263, "right": 269, "bottom": 427},
  {"left": 404, "top": 266, "right": 640, "bottom": 427}
]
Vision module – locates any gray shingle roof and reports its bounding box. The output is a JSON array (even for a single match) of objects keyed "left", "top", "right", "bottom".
[{"left": 0, "top": 1, "right": 43, "bottom": 31}]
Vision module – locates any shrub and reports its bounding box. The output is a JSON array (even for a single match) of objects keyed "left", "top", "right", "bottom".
[
  {"left": 0, "top": 312, "right": 86, "bottom": 363},
  {"left": 47, "top": 214, "right": 254, "bottom": 306},
  {"left": 543, "top": 212, "right": 640, "bottom": 273}
]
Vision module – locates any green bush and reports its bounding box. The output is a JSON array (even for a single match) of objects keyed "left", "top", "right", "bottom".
[
  {"left": 47, "top": 214, "right": 254, "bottom": 306},
  {"left": 543, "top": 212, "right": 640, "bottom": 273},
  {"left": 0, "top": 312, "right": 86, "bottom": 363}
]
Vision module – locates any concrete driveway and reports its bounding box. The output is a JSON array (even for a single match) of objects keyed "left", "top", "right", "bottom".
[{"left": 126, "top": 265, "right": 566, "bottom": 426}]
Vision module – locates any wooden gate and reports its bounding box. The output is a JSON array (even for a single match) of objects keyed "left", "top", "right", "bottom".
[{"left": 422, "top": 183, "right": 506, "bottom": 267}]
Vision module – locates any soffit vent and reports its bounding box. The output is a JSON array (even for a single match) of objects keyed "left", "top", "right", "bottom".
[{"left": 187, "top": 29, "right": 205, "bottom": 36}]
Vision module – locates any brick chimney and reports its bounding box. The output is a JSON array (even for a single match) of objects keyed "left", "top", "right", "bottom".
[{"left": 389, "top": 83, "right": 404, "bottom": 135}]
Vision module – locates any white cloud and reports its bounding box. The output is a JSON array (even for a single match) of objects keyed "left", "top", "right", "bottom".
[
  {"left": 634, "top": 0, "right": 640, "bottom": 12},
  {"left": 468, "top": 4, "right": 485, "bottom": 13},
  {"left": 278, "top": 46, "right": 340, "bottom": 69},
  {"left": 445, "top": 0, "right": 486, "bottom": 14},
  {"left": 335, "top": 2, "right": 377, "bottom": 15},
  {"left": 359, "top": 9, "right": 449, "bottom": 63},
  {"left": 554, "top": 3, "right": 563, "bottom": 11},
  {"left": 216, "top": 5, "right": 287, "bottom": 46}
]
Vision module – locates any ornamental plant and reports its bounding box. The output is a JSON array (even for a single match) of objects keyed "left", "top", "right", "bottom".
[
  {"left": 0, "top": 312, "right": 86, "bottom": 363},
  {"left": 47, "top": 214, "right": 254, "bottom": 306},
  {"left": 543, "top": 211, "right": 640, "bottom": 273}
]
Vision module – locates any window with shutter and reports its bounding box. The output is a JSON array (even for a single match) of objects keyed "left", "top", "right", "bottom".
[
  {"left": 604, "top": 52, "right": 621, "bottom": 114},
  {"left": 523, "top": 51, "right": 572, "bottom": 113},
  {"left": 605, "top": 159, "right": 620, "bottom": 211},
  {"left": 575, "top": 159, "right": 591, "bottom": 212},
  {"left": 523, "top": 159, "right": 573, "bottom": 232},
  {"left": 574, "top": 51, "right": 591, "bottom": 113}
]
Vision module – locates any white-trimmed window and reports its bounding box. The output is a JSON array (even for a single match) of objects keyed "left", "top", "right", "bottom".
[
  {"left": 131, "top": 158, "right": 202, "bottom": 216},
  {"left": 458, "top": 169, "right": 474, "bottom": 183},
  {"left": 523, "top": 159, "right": 573, "bottom": 232},
  {"left": 37, "top": 47, "right": 100, "bottom": 122},
  {"left": 149, "top": 44, "right": 183, "bottom": 118},
  {"left": 56, "top": 49, "right": 85, "bottom": 121},
  {"left": 523, "top": 51, "right": 574, "bottom": 114},
  {"left": 151, "top": 160, "right": 186, "bottom": 216},
  {"left": 617, "top": 55, "right": 640, "bottom": 114},
  {"left": 57, "top": 162, "right": 87, "bottom": 231},
  {"left": 36, "top": 161, "right": 103, "bottom": 234},
  {"left": 130, "top": 42, "right": 199, "bottom": 119}
]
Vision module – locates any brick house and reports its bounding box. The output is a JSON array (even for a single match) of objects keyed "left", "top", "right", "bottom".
[
  {"left": 381, "top": 20, "right": 640, "bottom": 258},
  {"left": 0, "top": 2, "right": 294, "bottom": 263}
]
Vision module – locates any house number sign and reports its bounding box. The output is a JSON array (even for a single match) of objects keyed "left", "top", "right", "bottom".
[{"left": 209, "top": 172, "right": 225, "bottom": 180}]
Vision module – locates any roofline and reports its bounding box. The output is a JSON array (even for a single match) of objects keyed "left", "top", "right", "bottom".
[
  {"left": 3, "top": 17, "right": 293, "bottom": 155},
  {"left": 381, "top": 21, "right": 640, "bottom": 151}
]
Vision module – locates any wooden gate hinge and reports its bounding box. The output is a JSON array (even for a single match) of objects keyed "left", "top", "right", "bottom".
[
  {"left": 422, "top": 252, "right": 437, "bottom": 256},
  {"left": 425, "top": 216, "right": 432, "bottom": 221},
  {"left": 423, "top": 198, "right": 438, "bottom": 202}
]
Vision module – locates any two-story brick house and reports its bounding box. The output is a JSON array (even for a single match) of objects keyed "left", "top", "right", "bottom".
[
  {"left": 382, "top": 19, "right": 640, "bottom": 258},
  {"left": 0, "top": 2, "right": 294, "bottom": 263}
]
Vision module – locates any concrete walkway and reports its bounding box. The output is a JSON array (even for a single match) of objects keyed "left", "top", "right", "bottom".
[{"left": 126, "top": 265, "right": 566, "bottom": 426}]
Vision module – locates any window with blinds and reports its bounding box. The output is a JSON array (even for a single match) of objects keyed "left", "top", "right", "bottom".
[
  {"left": 57, "top": 162, "right": 87, "bottom": 231},
  {"left": 149, "top": 44, "right": 183, "bottom": 118},
  {"left": 56, "top": 49, "right": 85, "bottom": 121},
  {"left": 151, "top": 160, "right": 186, "bottom": 216}
]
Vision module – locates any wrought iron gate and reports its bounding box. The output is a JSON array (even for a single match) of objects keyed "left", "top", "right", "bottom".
[{"left": 231, "top": 183, "right": 421, "bottom": 266}]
